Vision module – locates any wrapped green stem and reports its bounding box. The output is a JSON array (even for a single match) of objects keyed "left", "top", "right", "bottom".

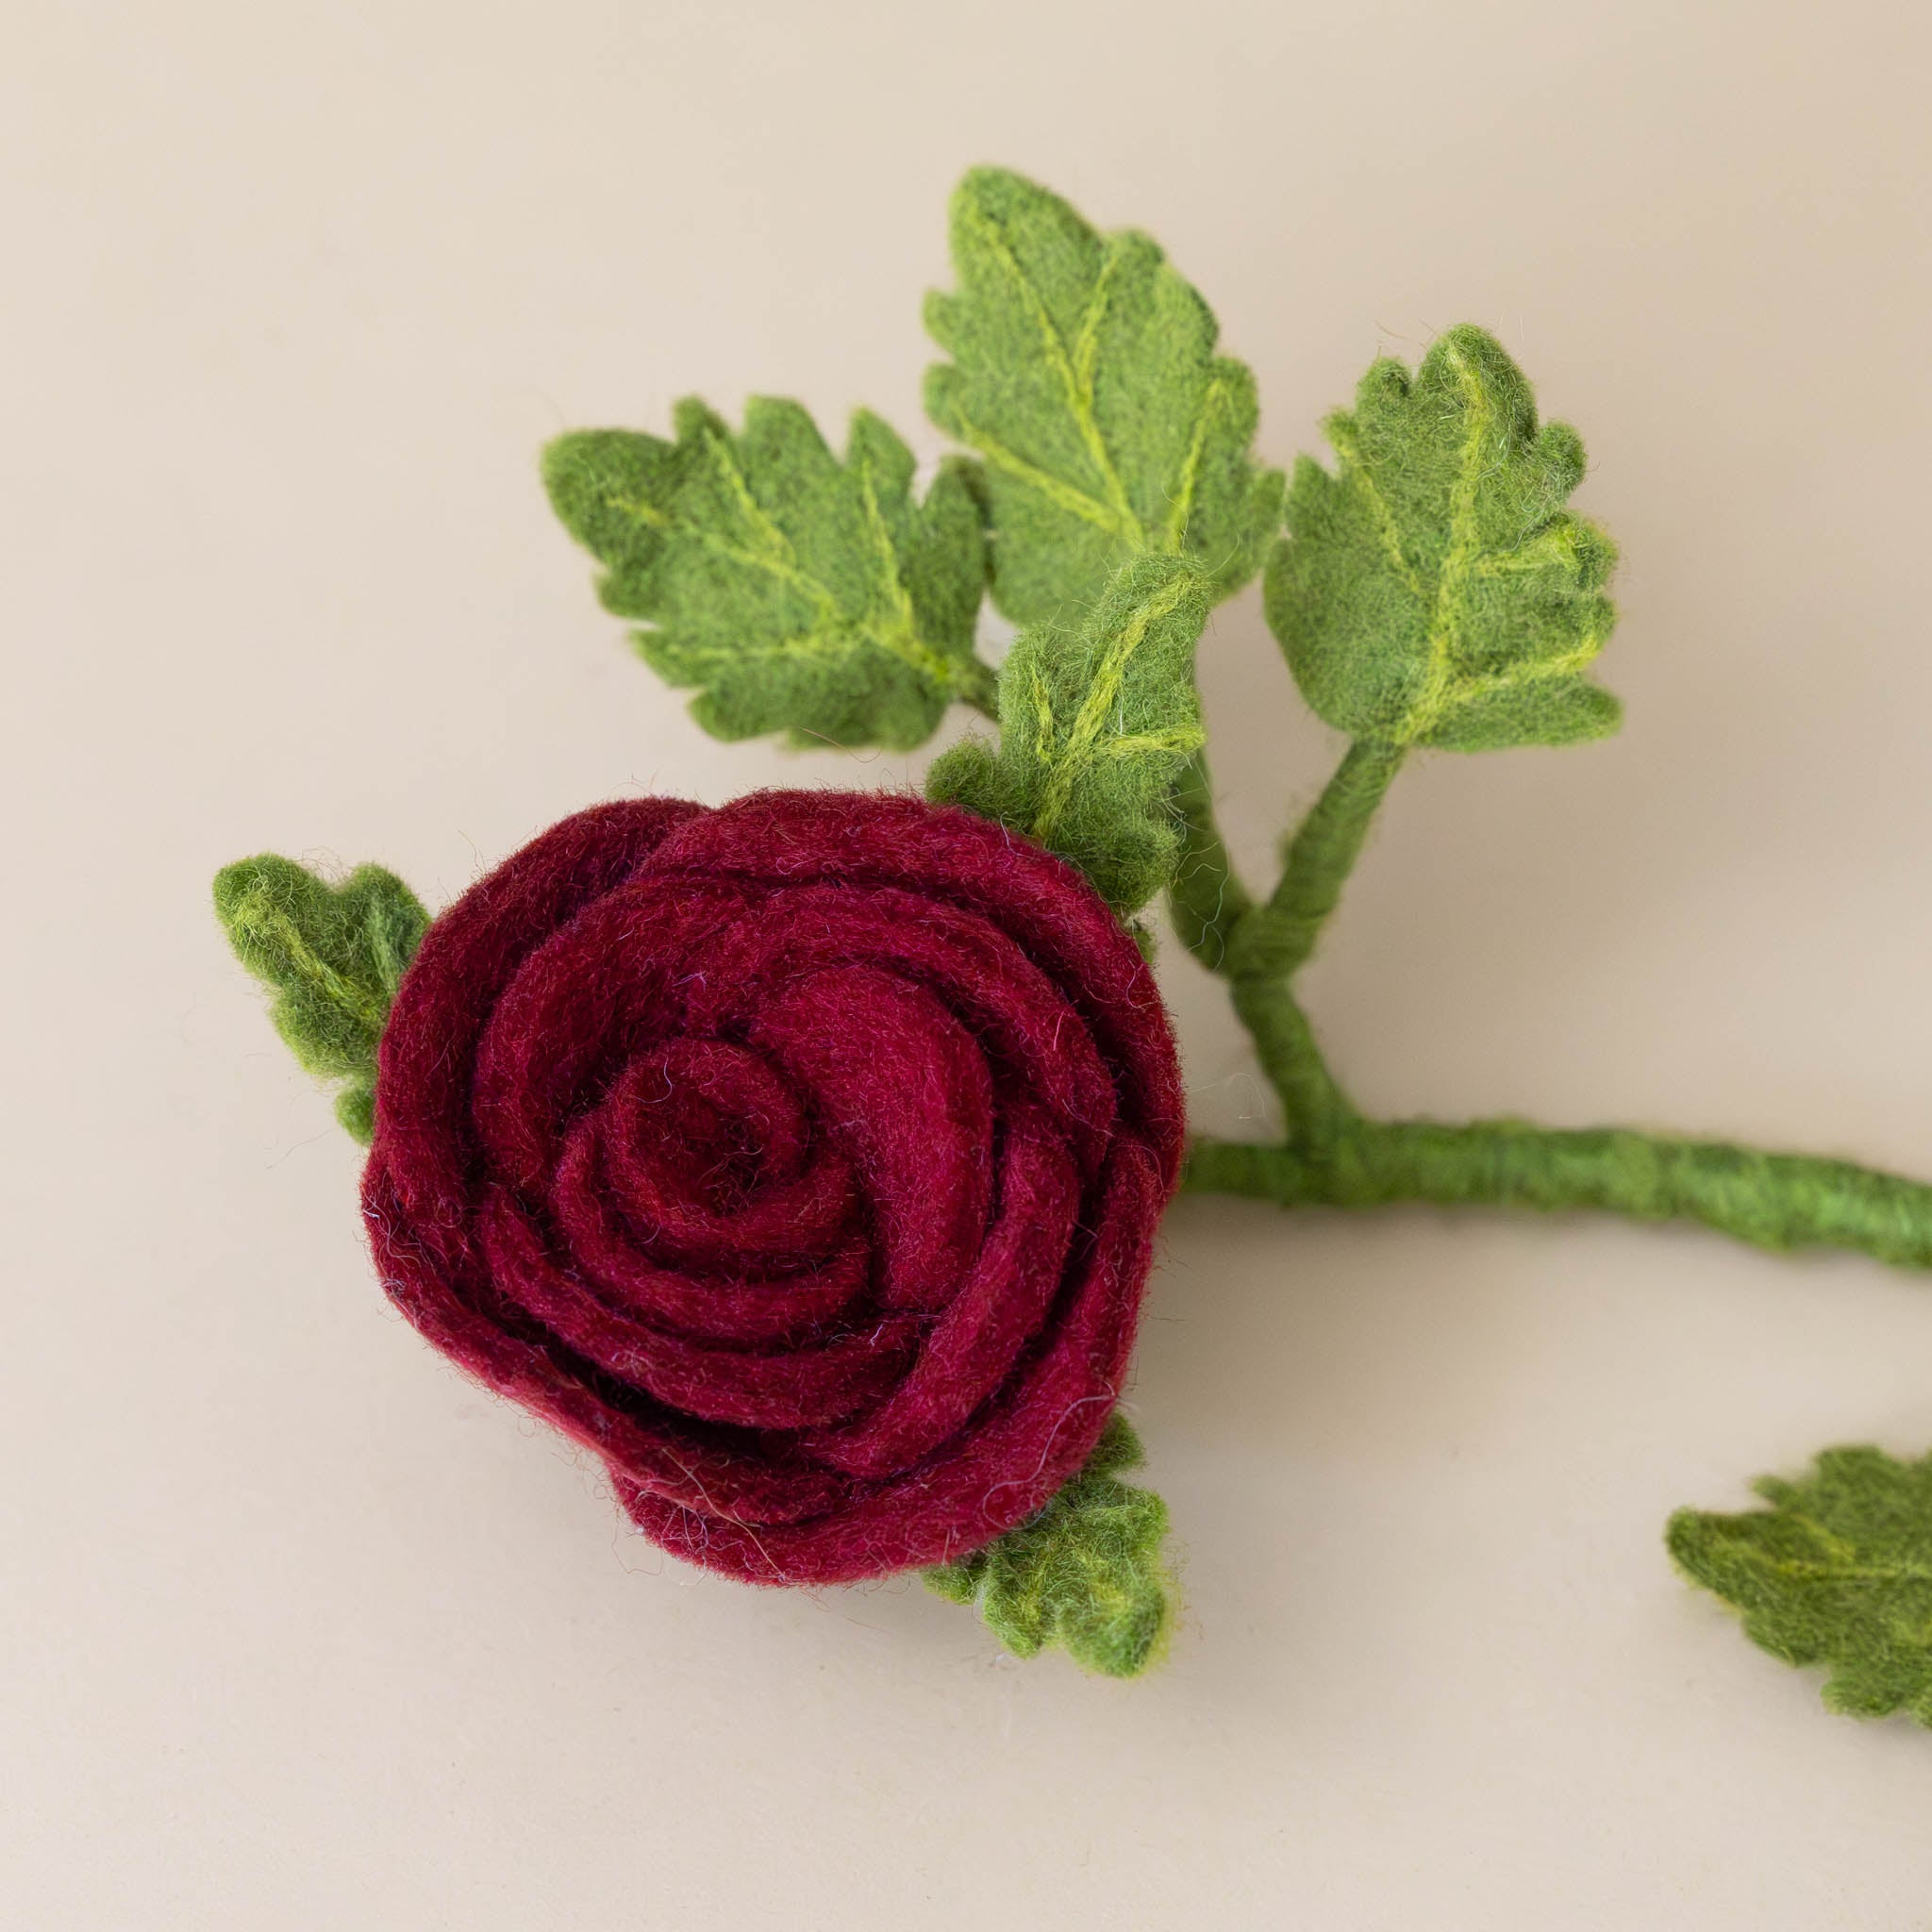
[
  {"left": 1223, "top": 738, "right": 1405, "bottom": 983},
  {"left": 1186, "top": 1122, "right": 1932, "bottom": 1272},
  {"left": 1167, "top": 751, "right": 1253, "bottom": 972}
]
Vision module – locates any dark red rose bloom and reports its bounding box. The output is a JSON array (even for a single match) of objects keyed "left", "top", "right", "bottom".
[{"left": 360, "top": 790, "right": 1183, "bottom": 1584}]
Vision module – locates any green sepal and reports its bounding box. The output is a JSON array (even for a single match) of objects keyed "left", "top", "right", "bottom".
[
  {"left": 927, "top": 555, "right": 1210, "bottom": 915},
  {"left": 1668, "top": 1446, "right": 1932, "bottom": 1724},
  {"left": 1265, "top": 324, "right": 1619, "bottom": 752},
  {"left": 213, "top": 856, "right": 429, "bottom": 1145},
  {"left": 924, "top": 167, "right": 1284, "bottom": 625},
  {"left": 544, "top": 399, "right": 993, "bottom": 751},
  {"left": 924, "top": 1415, "right": 1176, "bottom": 1678}
]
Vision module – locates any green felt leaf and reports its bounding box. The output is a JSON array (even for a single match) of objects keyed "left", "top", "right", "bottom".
[
  {"left": 1669, "top": 1447, "right": 1932, "bottom": 1724},
  {"left": 924, "top": 1415, "right": 1175, "bottom": 1678},
  {"left": 924, "top": 167, "right": 1284, "bottom": 625},
  {"left": 926, "top": 554, "right": 1211, "bottom": 914},
  {"left": 545, "top": 400, "right": 993, "bottom": 750},
  {"left": 214, "top": 856, "right": 429, "bottom": 1143},
  {"left": 1264, "top": 324, "right": 1620, "bottom": 752}
]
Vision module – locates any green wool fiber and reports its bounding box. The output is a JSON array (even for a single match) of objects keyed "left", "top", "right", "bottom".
[
  {"left": 1669, "top": 1449, "right": 1932, "bottom": 1724},
  {"left": 925, "top": 167, "right": 1283, "bottom": 625},
  {"left": 927, "top": 554, "right": 1212, "bottom": 915},
  {"left": 544, "top": 399, "right": 993, "bottom": 750},
  {"left": 1265, "top": 325, "right": 1619, "bottom": 751},
  {"left": 1184, "top": 1120, "right": 1932, "bottom": 1272},
  {"left": 1166, "top": 751, "right": 1255, "bottom": 974},
  {"left": 213, "top": 856, "right": 428, "bottom": 1142},
  {"left": 924, "top": 1415, "right": 1176, "bottom": 1677},
  {"left": 1224, "top": 737, "right": 1407, "bottom": 987}
]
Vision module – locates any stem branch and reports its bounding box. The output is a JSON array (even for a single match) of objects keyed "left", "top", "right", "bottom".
[
  {"left": 1224, "top": 739, "right": 1406, "bottom": 983},
  {"left": 1170, "top": 734, "right": 1932, "bottom": 1275},
  {"left": 1168, "top": 752, "right": 1254, "bottom": 973}
]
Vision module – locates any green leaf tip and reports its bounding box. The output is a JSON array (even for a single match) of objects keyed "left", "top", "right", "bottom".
[
  {"left": 1265, "top": 323, "right": 1620, "bottom": 753},
  {"left": 1668, "top": 1446, "right": 1932, "bottom": 1725},
  {"left": 924, "top": 1414, "right": 1177, "bottom": 1678},
  {"left": 925, "top": 166, "right": 1284, "bottom": 625},
  {"left": 927, "top": 553, "right": 1212, "bottom": 915},
  {"left": 213, "top": 855, "right": 428, "bottom": 1145},
  {"left": 543, "top": 398, "right": 994, "bottom": 751}
]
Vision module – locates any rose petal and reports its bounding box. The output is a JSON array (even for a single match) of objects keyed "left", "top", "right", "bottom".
[{"left": 753, "top": 964, "right": 993, "bottom": 1313}]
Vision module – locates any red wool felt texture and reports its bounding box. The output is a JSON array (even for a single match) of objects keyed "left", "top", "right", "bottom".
[{"left": 360, "top": 791, "right": 1184, "bottom": 1584}]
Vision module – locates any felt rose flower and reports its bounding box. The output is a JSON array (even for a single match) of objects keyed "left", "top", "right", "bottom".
[{"left": 360, "top": 790, "right": 1183, "bottom": 1584}]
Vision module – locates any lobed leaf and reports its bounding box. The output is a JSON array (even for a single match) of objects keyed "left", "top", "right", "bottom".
[
  {"left": 1669, "top": 1446, "right": 1932, "bottom": 1724},
  {"left": 213, "top": 856, "right": 428, "bottom": 1142},
  {"left": 925, "top": 167, "right": 1284, "bottom": 625},
  {"left": 924, "top": 1414, "right": 1175, "bottom": 1677},
  {"left": 545, "top": 400, "right": 992, "bottom": 750},
  {"left": 1265, "top": 324, "right": 1619, "bottom": 752},
  {"left": 927, "top": 555, "right": 1211, "bottom": 914}
]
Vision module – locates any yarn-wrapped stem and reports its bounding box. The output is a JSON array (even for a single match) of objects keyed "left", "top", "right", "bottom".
[
  {"left": 1186, "top": 1124, "right": 1932, "bottom": 1270},
  {"left": 1169, "top": 741, "right": 1932, "bottom": 1274},
  {"left": 1221, "top": 738, "right": 1406, "bottom": 987}
]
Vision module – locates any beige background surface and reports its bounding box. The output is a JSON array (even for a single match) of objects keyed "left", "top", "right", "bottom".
[{"left": 8, "top": 2, "right": 1932, "bottom": 1924}]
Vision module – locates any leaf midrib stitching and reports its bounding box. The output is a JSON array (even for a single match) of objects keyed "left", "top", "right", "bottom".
[{"left": 609, "top": 431, "right": 963, "bottom": 693}]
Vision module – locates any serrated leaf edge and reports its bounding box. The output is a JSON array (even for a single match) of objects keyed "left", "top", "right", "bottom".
[
  {"left": 946, "top": 195, "right": 1149, "bottom": 548},
  {"left": 935, "top": 180, "right": 1259, "bottom": 571},
  {"left": 1377, "top": 334, "right": 1609, "bottom": 746},
  {"left": 601, "top": 408, "right": 978, "bottom": 701}
]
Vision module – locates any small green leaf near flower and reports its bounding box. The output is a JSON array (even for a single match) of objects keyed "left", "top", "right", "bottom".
[
  {"left": 927, "top": 554, "right": 1211, "bottom": 915},
  {"left": 213, "top": 856, "right": 428, "bottom": 1142},
  {"left": 925, "top": 1414, "right": 1175, "bottom": 1677}
]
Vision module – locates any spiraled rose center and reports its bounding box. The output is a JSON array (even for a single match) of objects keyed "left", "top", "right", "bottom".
[
  {"left": 621, "top": 1040, "right": 794, "bottom": 1212},
  {"left": 601, "top": 1036, "right": 830, "bottom": 1234}
]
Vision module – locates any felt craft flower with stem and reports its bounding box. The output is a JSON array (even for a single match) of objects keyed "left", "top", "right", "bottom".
[{"left": 218, "top": 166, "right": 1932, "bottom": 1714}]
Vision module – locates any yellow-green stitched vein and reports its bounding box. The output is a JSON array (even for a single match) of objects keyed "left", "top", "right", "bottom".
[
  {"left": 961, "top": 202, "right": 1148, "bottom": 550},
  {"left": 701, "top": 429, "right": 835, "bottom": 608},
  {"left": 1070, "top": 242, "right": 1125, "bottom": 407},
  {"left": 1435, "top": 635, "right": 1602, "bottom": 714},
  {"left": 943, "top": 411, "right": 1135, "bottom": 539},
  {"left": 1030, "top": 569, "right": 1198, "bottom": 841},
  {"left": 857, "top": 458, "right": 919, "bottom": 637},
  {"left": 1395, "top": 338, "right": 1493, "bottom": 744},
  {"left": 1100, "top": 725, "right": 1205, "bottom": 758},
  {"left": 1161, "top": 369, "right": 1228, "bottom": 554},
  {"left": 1747, "top": 1557, "right": 1932, "bottom": 1587},
  {"left": 1473, "top": 522, "right": 1584, "bottom": 577},
  {"left": 1027, "top": 658, "right": 1058, "bottom": 758},
  {"left": 616, "top": 491, "right": 837, "bottom": 622},
  {"left": 856, "top": 457, "right": 967, "bottom": 691},
  {"left": 1328, "top": 416, "right": 1424, "bottom": 601},
  {"left": 610, "top": 430, "right": 960, "bottom": 694},
  {"left": 242, "top": 903, "right": 388, "bottom": 1038}
]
